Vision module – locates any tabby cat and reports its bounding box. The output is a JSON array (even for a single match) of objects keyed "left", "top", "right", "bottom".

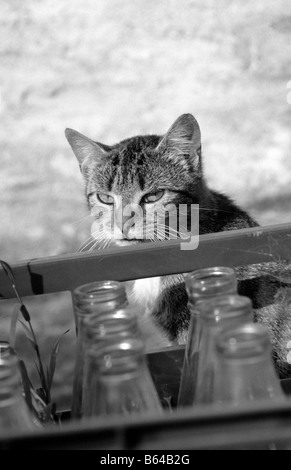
[{"left": 65, "top": 114, "right": 291, "bottom": 375}]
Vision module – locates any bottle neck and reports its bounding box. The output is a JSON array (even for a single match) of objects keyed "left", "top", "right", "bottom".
[
  {"left": 85, "top": 307, "right": 140, "bottom": 342},
  {"left": 215, "top": 323, "right": 284, "bottom": 403},
  {"left": 185, "top": 267, "right": 237, "bottom": 307},
  {"left": 73, "top": 281, "right": 128, "bottom": 323},
  {"left": 196, "top": 294, "right": 253, "bottom": 326},
  {"left": 216, "top": 323, "right": 272, "bottom": 361},
  {"left": 88, "top": 338, "right": 145, "bottom": 377}
]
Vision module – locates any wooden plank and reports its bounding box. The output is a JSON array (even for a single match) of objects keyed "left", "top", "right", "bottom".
[
  {"left": 2, "top": 399, "right": 291, "bottom": 449},
  {"left": 1, "top": 223, "right": 291, "bottom": 299}
]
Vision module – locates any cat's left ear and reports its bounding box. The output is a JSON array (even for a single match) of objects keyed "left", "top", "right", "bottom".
[
  {"left": 156, "top": 114, "right": 201, "bottom": 167},
  {"left": 65, "top": 128, "right": 108, "bottom": 172}
]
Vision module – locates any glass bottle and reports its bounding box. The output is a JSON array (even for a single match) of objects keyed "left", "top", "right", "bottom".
[
  {"left": 81, "top": 306, "right": 142, "bottom": 414},
  {"left": 179, "top": 294, "right": 253, "bottom": 407},
  {"left": 190, "top": 295, "right": 253, "bottom": 406},
  {"left": 83, "top": 338, "right": 162, "bottom": 418},
  {"left": 0, "top": 354, "right": 36, "bottom": 432},
  {"left": 178, "top": 267, "right": 237, "bottom": 407},
  {"left": 214, "top": 323, "right": 287, "bottom": 450},
  {"left": 213, "top": 322, "right": 286, "bottom": 406},
  {"left": 71, "top": 280, "right": 128, "bottom": 419}
]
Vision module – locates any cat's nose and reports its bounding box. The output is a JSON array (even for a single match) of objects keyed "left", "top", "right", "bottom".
[
  {"left": 114, "top": 209, "right": 135, "bottom": 237},
  {"left": 122, "top": 211, "right": 135, "bottom": 238},
  {"left": 115, "top": 203, "right": 142, "bottom": 239}
]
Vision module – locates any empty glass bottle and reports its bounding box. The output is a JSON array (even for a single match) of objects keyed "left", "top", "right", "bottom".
[
  {"left": 214, "top": 323, "right": 288, "bottom": 450},
  {"left": 81, "top": 306, "right": 142, "bottom": 413},
  {"left": 83, "top": 338, "right": 162, "bottom": 418},
  {"left": 71, "top": 280, "right": 128, "bottom": 419},
  {"left": 213, "top": 323, "right": 285, "bottom": 406},
  {"left": 178, "top": 267, "right": 238, "bottom": 407},
  {"left": 179, "top": 294, "right": 253, "bottom": 407},
  {"left": 0, "top": 354, "right": 36, "bottom": 432}
]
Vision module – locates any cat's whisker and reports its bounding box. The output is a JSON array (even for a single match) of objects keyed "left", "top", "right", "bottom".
[
  {"left": 144, "top": 225, "right": 164, "bottom": 240},
  {"left": 154, "top": 226, "right": 177, "bottom": 241},
  {"left": 152, "top": 228, "right": 173, "bottom": 240},
  {"left": 144, "top": 229, "right": 156, "bottom": 242},
  {"left": 78, "top": 227, "right": 108, "bottom": 252},
  {"left": 78, "top": 235, "right": 98, "bottom": 252},
  {"left": 179, "top": 226, "right": 195, "bottom": 237},
  {"left": 104, "top": 239, "right": 112, "bottom": 250},
  {"left": 97, "top": 235, "right": 111, "bottom": 249},
  {"left": 178, "top": 207, "right": 237, "bottom": 215},
  {"left": 71, "top": 214, "right": 92, "bottom": 226},
  {"left": 154, "top": 221, "right": 192, "bottom": 241},
  {"left": 154, "top": 223, "right": 181, "bottom": 240},
  {"left": 88, "top": 237, "right": 105, "bottom": 252},
  {"left": 93, "top": 238, "right": 112, "bottom": 252},
  {"left": 101, "top": 239, "right": 110, "bottom": 250},
  {"left": 153, "top": 215, "right": 197, "bottom": 239},
  {"left": 199, "top": 206, "right": 235, "bottom": 214},
  {"left": 101, "top": 237, "right": 112, "bottom": 250},
  {"left": 100, "top": 240, "right": 107, "bottom": 251},
  {"left": 77, "top": 238, "right": 94, "bottom": 253},
  {"left": 88, "top": 243, "right": 97, "bottom": 253}
]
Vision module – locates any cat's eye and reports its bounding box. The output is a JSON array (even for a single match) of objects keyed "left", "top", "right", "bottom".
[
  {"left": 97, "top": 193, "right": 114, "bottom": 205},
  {"left": 143, "top": 190, "right": 165, "bottom": 203}
]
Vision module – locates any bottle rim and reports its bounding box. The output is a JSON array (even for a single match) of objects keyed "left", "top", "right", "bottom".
[
  {"left": 195, "top": 294, "right": 252, "bottom": 321},
  {"left": 185, "top": 267, "right": 237, "bottom": 297},
  {"left": 74, "top": 280, "right": 126, "bottom": 304},
  {"left": 216, "top": 323, "right": 271, "bottom": 359}
]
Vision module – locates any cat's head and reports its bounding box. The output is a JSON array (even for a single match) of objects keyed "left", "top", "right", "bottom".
[{"left": 65, "top": 114, "right": 202, "bottom": 247}]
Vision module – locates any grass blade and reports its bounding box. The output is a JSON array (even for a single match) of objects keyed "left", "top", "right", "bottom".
[
  {"left": 34, "top": 360, "right": 46, "bottom": 390},
  {"left": 19, "top": 304, "right": 31, "bottom": 322},
  {"left": 18, "top": 359, "right": 34, "bottom": 411},
  {"left": 41, "top": 402, "right": 57, "bottom": 424},
  {"left": 18, "top": 319, "right": 36, "bottom": 344},
  {"left": 47, "top": 329, "right": 69, "bottom": 391},
  {"left": 9, "top": 305, "right": 20, "bottom": 351},
  {"left": 36, "top": 387, "right": 47, "bottom": 405},
  {"left": 0, "top": 260, "right": 16, "bottom": 284}
]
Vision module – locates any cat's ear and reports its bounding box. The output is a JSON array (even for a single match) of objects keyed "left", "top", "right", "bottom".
[
  {"left": 65, "top": 128, "right": 108, "bottom": 172},
  {"left": 156, "top": 114, "right": 201, "bottom": 165}
]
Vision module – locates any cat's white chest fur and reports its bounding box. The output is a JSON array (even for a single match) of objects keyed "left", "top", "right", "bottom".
[
  {"left": 131, "top": 277, "right": 161, "bottom": 313},
  {"left": 125, "top": 277, "right": 172, "bottom": 351}
]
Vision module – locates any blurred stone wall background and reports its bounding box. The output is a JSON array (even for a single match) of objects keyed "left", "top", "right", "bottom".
[
  {"left": 1, "top": 0, "right": 291, "bottom": 262},
  {"left": 1, "top": 0, "right": 291, "bottom": 409}
]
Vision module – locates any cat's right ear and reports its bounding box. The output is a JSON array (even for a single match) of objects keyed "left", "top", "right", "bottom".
[
  {"left": 65, "top": 128, "right": 107, "bottom": 172},
  {"left": 156, "top": 114, "right": 202, "bottom": 167}
]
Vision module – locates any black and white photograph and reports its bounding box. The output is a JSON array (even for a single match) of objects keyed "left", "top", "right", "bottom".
[{"left": 1, "top": 0, "right": 291, "bottom": 451}]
